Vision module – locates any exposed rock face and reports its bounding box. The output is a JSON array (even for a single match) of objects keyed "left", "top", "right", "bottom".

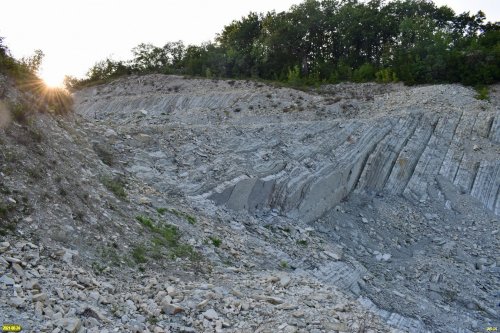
[
  {"left": 1, "top": 74, "right": 498, "bottom": 333},
  {"left": 71, "top": 76, "right": 499, "bottom": 333},
  {"left": 75, "top": 75, "right": 499, "bottom": 219}
]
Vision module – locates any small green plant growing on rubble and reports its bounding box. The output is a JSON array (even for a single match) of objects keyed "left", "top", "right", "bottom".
[
  {"left": 156, "top": 207, "right": 168, "bottom": 215},
  {"left": 157, "top": 207, "right": 196, "bottom": 224},
  {"left": 474, "top": 86, "right": 489, "bottom": 101},
  {"left": 131, "top": 244, "right": 147, "bottom": 263},
  {"left": 91, "top": 261, "right": 107, "bottom": 275},
  {"left": 101, "top": 176, "right": 127, "bottom": 199},
  {"left": 280, "top": 260, "right": 289, "bottom": 269},
  {"left": 136, "top": 215, "right": 155, "bottom": 229},
  {"left": 134, "top": 214, "right": 200, "bottom": 261},
  {"left": 296, "top": 240, "right": 308, "bottom": 246},
  {"left": 209, "top": 236, "right": 222, "bottom": 247}
]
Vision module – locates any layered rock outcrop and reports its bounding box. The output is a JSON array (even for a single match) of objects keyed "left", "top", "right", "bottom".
[
  {"left": 75, "top": 76, "right": 500, "bottom": 219},
  {"left": 71, "top": 75, "right": 499, "bottom": 333}
]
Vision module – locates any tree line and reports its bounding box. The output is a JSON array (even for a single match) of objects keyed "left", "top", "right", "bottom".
[{"left": 66, "top": 0, "right": 499, "bottom": 89}]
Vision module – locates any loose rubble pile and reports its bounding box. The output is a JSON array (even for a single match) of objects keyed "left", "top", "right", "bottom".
[
  {"left": 1, "top": 74, "right": 499, "bottom": 332},
  {"left": 0, "top": 228, "right": 389, "bottom": 333}
]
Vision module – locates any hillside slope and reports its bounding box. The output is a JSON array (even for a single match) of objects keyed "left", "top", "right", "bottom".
[{"left": 1, "top": 74, "right": 499, "bottom": 332}]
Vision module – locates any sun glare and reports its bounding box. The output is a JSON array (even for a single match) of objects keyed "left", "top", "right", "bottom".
[{"left": 40, "top": 70, "right": 64, "bottom": 88}]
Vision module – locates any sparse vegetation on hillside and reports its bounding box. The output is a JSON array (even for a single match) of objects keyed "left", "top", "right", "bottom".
[
  {"left": 65, "top": 0, "right": 499, "bottom": 90},
  {"left": 101, "top": 176, "right": 127, "bottom": 199},
  {"left": 157, "top": 207, "right": 196, "bottom": 224},
  {"left": 0, "top": 37, "right": 73, "bottom": 115},
  {"left": 135, "top": 214, "right": 200, "bottom": 261}
]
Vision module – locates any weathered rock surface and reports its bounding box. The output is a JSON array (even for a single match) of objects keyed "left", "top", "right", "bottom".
[
  {"left": 75, "top": 76, "right": 499, "bottom": 221},
  {"left": 0, "top": 74, "right": 498, "bottom": 332}
]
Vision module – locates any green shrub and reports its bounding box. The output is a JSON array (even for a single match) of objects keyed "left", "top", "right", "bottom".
[
  {"left": 353, "top": 63, "right": 375, "bottom": 82},
  {"left": 375, "top": 68, "right": 398, "bottom": 83},
  {"left": 334, "top": 62, "right": 353, "bottom": 82},
  {"left": 287, "top": 65, "right": 302, "bottom": 86}
]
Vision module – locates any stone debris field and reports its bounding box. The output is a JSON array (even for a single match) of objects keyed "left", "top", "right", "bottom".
[{"left": 0, "top": 74, "right": 499, "bottom": 332}]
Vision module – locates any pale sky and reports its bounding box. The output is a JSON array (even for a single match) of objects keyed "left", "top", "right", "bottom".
[{"left": 1, "top": 0, "right": 498, "bottom": 86}]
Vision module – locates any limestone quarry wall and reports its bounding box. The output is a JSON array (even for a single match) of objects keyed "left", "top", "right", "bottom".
[{"left": 74, "top": 75, "right": 500, "bottom": 220}]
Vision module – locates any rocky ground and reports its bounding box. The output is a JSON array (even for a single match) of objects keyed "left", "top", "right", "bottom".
[{"left": 0, "top": 74, "right": 499, "bottom": 332}]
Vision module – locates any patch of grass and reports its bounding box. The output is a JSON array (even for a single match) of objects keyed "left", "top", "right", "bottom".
[
  {"left": 158, "top": 207, "right": 196, "bottom": 224},
  {"left": 170, "top": 244, "right": 200, "bottom": 260},
  {"left": 160, "top": 225, "right": 181, "bottom": 246},
  {"left": 101, "top": 176, "right": 127, "bottom": 199},
  {"left": 474, "top": 86, "right": 490, "bottom": 101},
  {"left": 209, "top": 236, "right": 222, "bottom": 247},
  {"left": 136, "top": 215, "right": 155, "bottom": 230},
  {"left": 184, "top": 214, "right": 196, "bottom": 225},
  {"left": 135, "top": 215, "right": 199, "bottom": 261},
  {"left": 91, "top": 262, "right": 107, "bottom": 275},
  {"left": 151, "top": 238, "right": 165, "bottom": 259},
  {"left": 131, "top": 245, "right": 147, "bottom": 263},
  {"left": 100, "top": 246, "right": 122, "bottom": 266},
  {"left": 156, "top": 207, "right": 168, "bottom": 215},
  {"left": 296, "top": 240, "right": 308, "bottom": 246},
  {"left": 280, "top": 260, "right": 289, "bottom": 269}
]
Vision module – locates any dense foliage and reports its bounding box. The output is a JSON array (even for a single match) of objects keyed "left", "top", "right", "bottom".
[{"left": 67, "top": 0, "right": 499, "bottom": 89}]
